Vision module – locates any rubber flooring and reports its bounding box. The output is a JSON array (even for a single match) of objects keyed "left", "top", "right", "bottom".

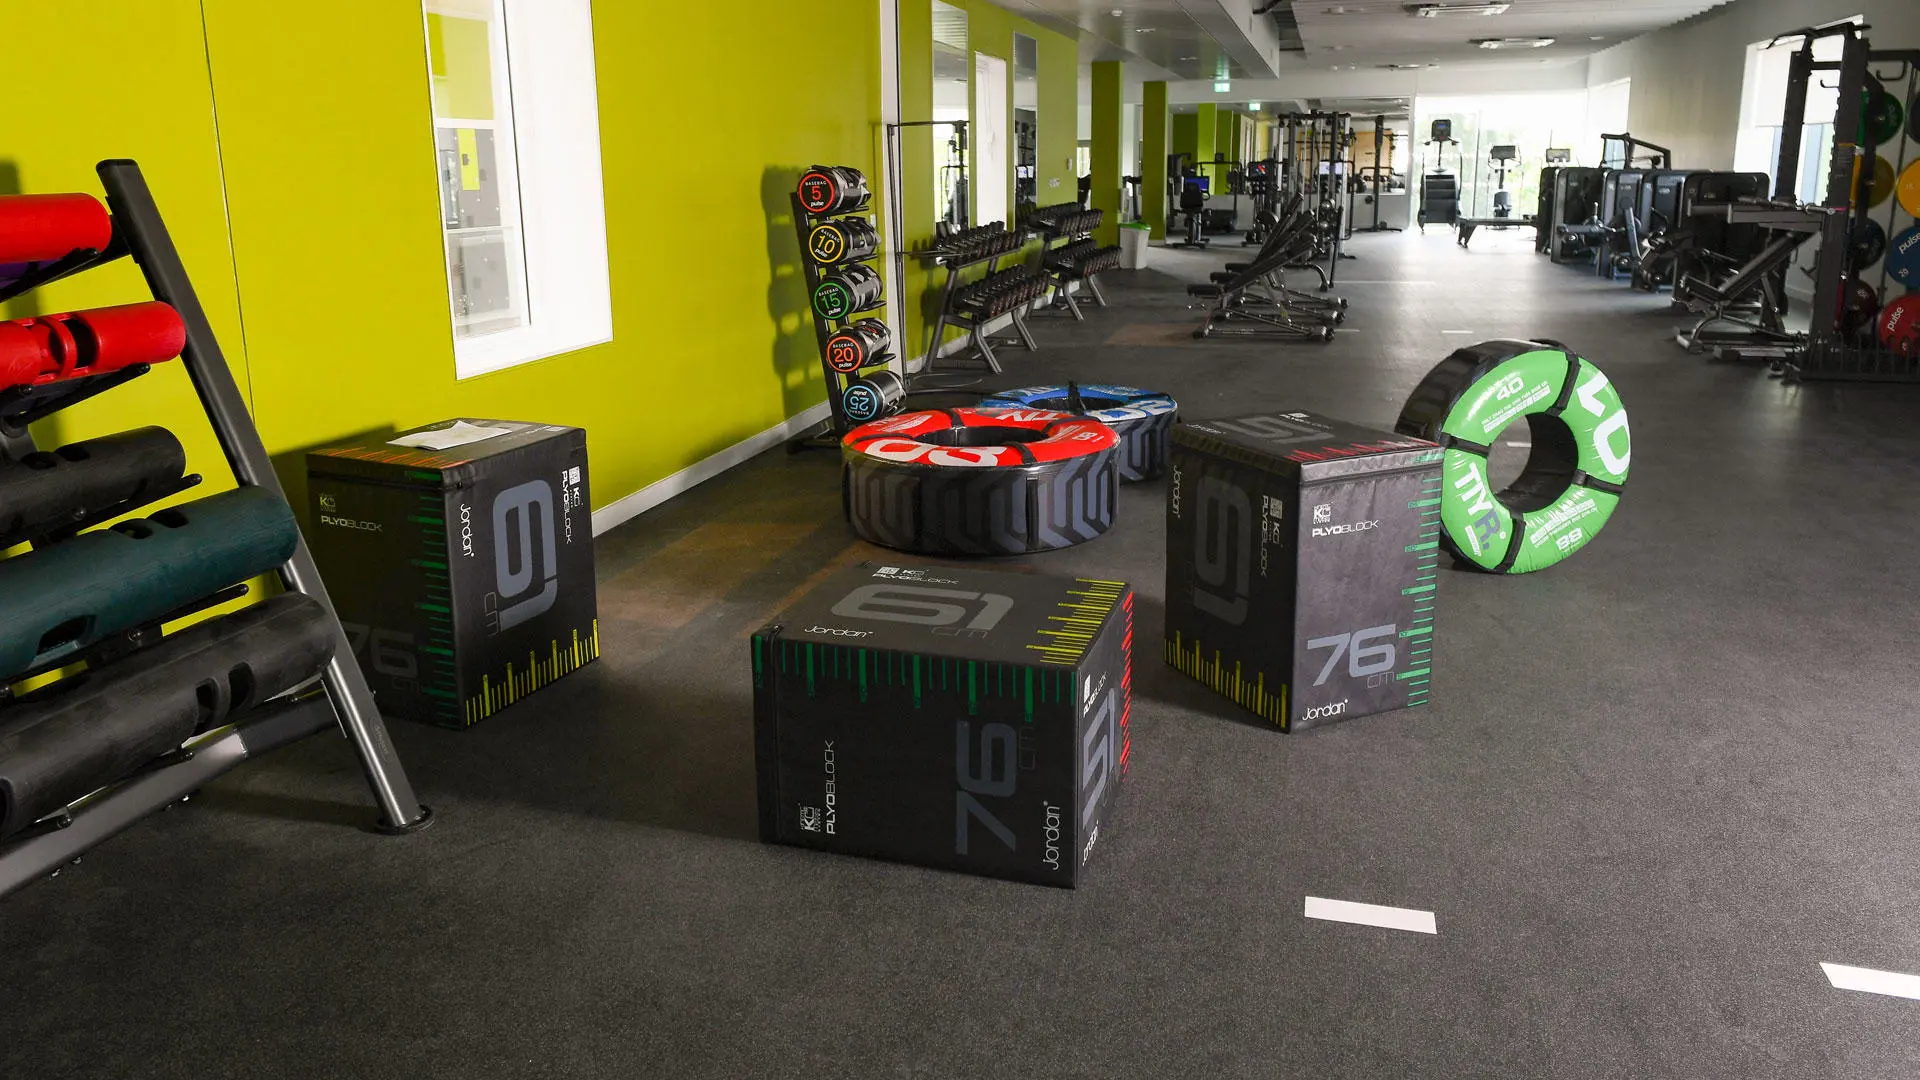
[{"left": 6, "top": 228, "right": 1920, "bottom": 1079}]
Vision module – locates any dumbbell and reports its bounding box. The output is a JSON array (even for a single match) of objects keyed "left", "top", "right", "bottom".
[
  {"left": 808, "top": 217, "right": 879, "bottom": 265},
  {"left": 842, "top": 369, "right": 906, "bottom": 424},
  {"left": 813, "top": 264, "right": 885, "bottom": 320},
  {"left": 824, "top": 318, "right": 893, "bottom": 373},
  {"left": 796, "top": 166, "right": 870, "bottom": 216}
]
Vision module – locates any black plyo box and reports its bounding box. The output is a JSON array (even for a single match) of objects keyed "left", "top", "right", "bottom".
[
  {"left": 1164, "top": 411, "right": 1442, "bottom": 731},
  {"left": 752, "top": 562, "right": 1132, "bottom": 887},
  {"left": 306, "top": 419, "right": 597, "bottom": 728}
]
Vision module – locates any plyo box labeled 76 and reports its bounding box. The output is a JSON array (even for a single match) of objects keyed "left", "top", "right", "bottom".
[
  {"left": 1164, "top": 411, "right": 1442, "bottom": 731},
  {"left": 307, "top": 419, "right": 598, "bottom": 729},
  {"left": 752, "top": 562, "right": 1132, "bottom": 887}
]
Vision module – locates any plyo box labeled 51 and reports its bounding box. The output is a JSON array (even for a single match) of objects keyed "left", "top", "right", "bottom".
[
  {"left": 752, "top": 562, "right": 1132, "bottom": 887},
  {"left": 1164, "top": 411, "right": 1442, "bottom": 731},
  {"left": 307, "top": 419, "right": 598, "bottom": 728}
]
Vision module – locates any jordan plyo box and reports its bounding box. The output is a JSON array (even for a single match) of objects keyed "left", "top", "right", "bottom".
[
  {"left": 307, "top": 419, "right": 597, "bottom": 729},
  {"left": 752, "top": 562, "right": 1132, "bottom": 887},
  {"left": 1164, "top": 411, "right": 1442, "bottom": 731}
]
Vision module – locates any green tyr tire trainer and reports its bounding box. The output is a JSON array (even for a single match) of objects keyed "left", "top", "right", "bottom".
[{"left": 1396, "top": 339, "right": 1630, "bottom": 574}]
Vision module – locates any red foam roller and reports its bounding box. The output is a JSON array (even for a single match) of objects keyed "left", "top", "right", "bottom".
[
  {"left": 0, "top": 301, "right": 187, "bottom": 392},
  {"left": 0, "top": 194, "right": 113, "bottom": 263}
]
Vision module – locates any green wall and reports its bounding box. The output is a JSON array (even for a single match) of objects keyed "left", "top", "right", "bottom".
[
  {"left": 1172, "top": 114, "right": 1198, "bottom": 162},
  {"left": 6, "top": 0, "right": 1080, "bottom": 532},
  {"left": 9, "top": 0, "right": 889, "bottom": 527}
]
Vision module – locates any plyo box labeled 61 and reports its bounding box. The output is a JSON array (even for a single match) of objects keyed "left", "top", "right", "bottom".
[
  {"left": 752, "top": 562, "right": 1132, "bottom": 887},
  {"left": 307, "top": 419, "right": 598, "bottom": 728},
  {"left": 1164, "top": 411, "right": 1441, "bottom": 731}
]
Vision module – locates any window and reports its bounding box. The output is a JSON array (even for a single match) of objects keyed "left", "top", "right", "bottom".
[
  {"left": 1734, "top": 22, "right": 1858, "bottom": 197},
  {"left": 425, "top": 0, "right": 611, "bottom": 379}
]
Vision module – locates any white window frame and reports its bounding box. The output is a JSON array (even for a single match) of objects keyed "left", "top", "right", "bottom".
[{"left": 424, "top": 0, "right": 612, "bottom": 380}]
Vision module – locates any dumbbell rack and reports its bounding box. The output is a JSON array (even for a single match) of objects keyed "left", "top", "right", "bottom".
[
  {"left": 921, "top": 225, "right": 1038, "bottom": 376},
  {"left": 790, "top": 192, "right": 888, "bottom": 435},
  {"left": 0, "top": 159, "right": 430, "bottom": 898},
  {"left": 1030, "top": 209, "right": 1114, "bottom": 322}
]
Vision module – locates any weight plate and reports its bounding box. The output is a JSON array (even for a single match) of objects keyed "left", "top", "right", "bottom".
[
  {"left": 1395, "top": 340, "right": 1630, "bottom": 575},
  {"left": 1900, "top": 159, "right": 1920, "bottom": 219},
  {"left": 1853, "top": 153, "right": 1896, "bottom": 208},
  {"left": 1862, "top": 88, "right": 1903, "bottom": 147},
  {"left": 1841, "top": 279, "right": 1882, "bottom": 335},
  {"left": 1851, "top": 218, "right": 1886, "bottom": 271},
  {"left": 979, "top": 384, "right": 1179, "bottom": 482},
  {"left": 1889, "top": 226, "right": 1920, "bottom": 290},
  {"left": 1879, "top": 294, "right": 1920, "bottom": 356}
]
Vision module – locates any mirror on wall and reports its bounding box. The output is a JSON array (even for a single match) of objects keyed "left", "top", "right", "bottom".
[
  {"left": 932, "top": 0, "right": 970, "bottom": 230},
  {"left": 1013, "top": 33, "right": 1038, "bottom": 215}
]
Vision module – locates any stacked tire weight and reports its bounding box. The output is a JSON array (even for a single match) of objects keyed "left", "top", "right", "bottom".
[
  {"left": 796, "top": 166, "right": 901, "bottom": 424},
  {"left": 1396, "top": 339, "right": 1630, "bottom": 574},
  {"left": 0, "top": 191, "right": 338, "bottom": 838},
  {"left": 842, "top": 408, "right": 1120, "bottom": 555},
  {"left": 978, "top": 385, "right": 1176, "bottom": 481}
]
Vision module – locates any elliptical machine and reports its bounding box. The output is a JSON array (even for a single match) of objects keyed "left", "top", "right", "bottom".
[
  {"left": 1488, "top": 144, "right": 1519, "bottom": 218},
  {"left": 1416, "top": 118, "right": 1460, "bottom": 232}
]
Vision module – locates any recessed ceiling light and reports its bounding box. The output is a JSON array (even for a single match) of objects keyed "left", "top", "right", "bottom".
[
  {"left": 1325, "top": 6, "right": 1347, "bottom": 14},
  {"left": 1330, "top": 44, "right": 1348, "bottom": 51},
  {"left": 1110, "top": 8, "right": 1123, "bottom": 15},
  {"left": 1408, "top": 2, "right": 1511, "bottom": 17},
  {"left": 1473, "top": 36, "right": 1554, "bottom": 48},
  {"left": 1588, "top": 34, "right": 1605, "bottom": 40},
  {"left": 1180, "top": 55, "right": 1198, "bottom": 60},
  {"left": 1134, "top": 27, "right": 1154, "bottom": 33}
]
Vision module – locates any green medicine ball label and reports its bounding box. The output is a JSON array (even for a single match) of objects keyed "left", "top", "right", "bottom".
[
  {"left": 1566, "top": 358, "right": 1630, "bottom": 485},
  {"left": 1440, "top": 349, "right": 1568, "bottom": 446},
  {"left": 813, "top": 280, "right": 851, "bottom": 319},
  {"left": 1440, "top": 448, "right": 1514, "bottom": 570},
  {"left": 1509, "top": 486, "right": 1620, "bottom": 573}
]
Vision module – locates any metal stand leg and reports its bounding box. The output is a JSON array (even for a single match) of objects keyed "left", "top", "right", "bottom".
[
  {"left": 971, "top": 323, "right": 1003, "bottom": 373},
  {"left": 98, "top": 160, "right": 430, "bottom": 833},
  {"left": 1010, "top": 309, "right": 1038, "bottom": 351},
  {"left": 1084, "top": 275, "right": 1108, "bottom": 308}
]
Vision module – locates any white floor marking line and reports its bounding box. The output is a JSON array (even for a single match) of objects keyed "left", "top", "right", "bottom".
[
  {"left": 1304, "top": 896, "right": 1437, "bottom": 935},
  {"left": 1333, "top": 328, "right": 1362, "bottom": 333},
  {"left": 1440, "top": 329, "right": 1475, "bottom": 335},
  {"left": 1331, "top": 280, "right": 1436, "bottom": 285},
  {"left": 1822, "top": 963, "right": 1920, "bottom": 1000}
]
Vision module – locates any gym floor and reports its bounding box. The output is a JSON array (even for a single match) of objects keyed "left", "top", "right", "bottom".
[{"left": 8, "top": 228, "right": 1920, "bottom": 1079}]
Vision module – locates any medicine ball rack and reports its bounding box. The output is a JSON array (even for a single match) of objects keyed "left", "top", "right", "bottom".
[
  {"left": 791, "top": 166, "right": 896, "bottom": 434},
  {"left": 1027, "top": 204, "right": 1118, "bottom": 322},
  {"left": 0, "top": 159, "right": 430, "bottom": 897},
  {"left": 921, "top": 222, "right": 1040, "bottom": 375}
]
